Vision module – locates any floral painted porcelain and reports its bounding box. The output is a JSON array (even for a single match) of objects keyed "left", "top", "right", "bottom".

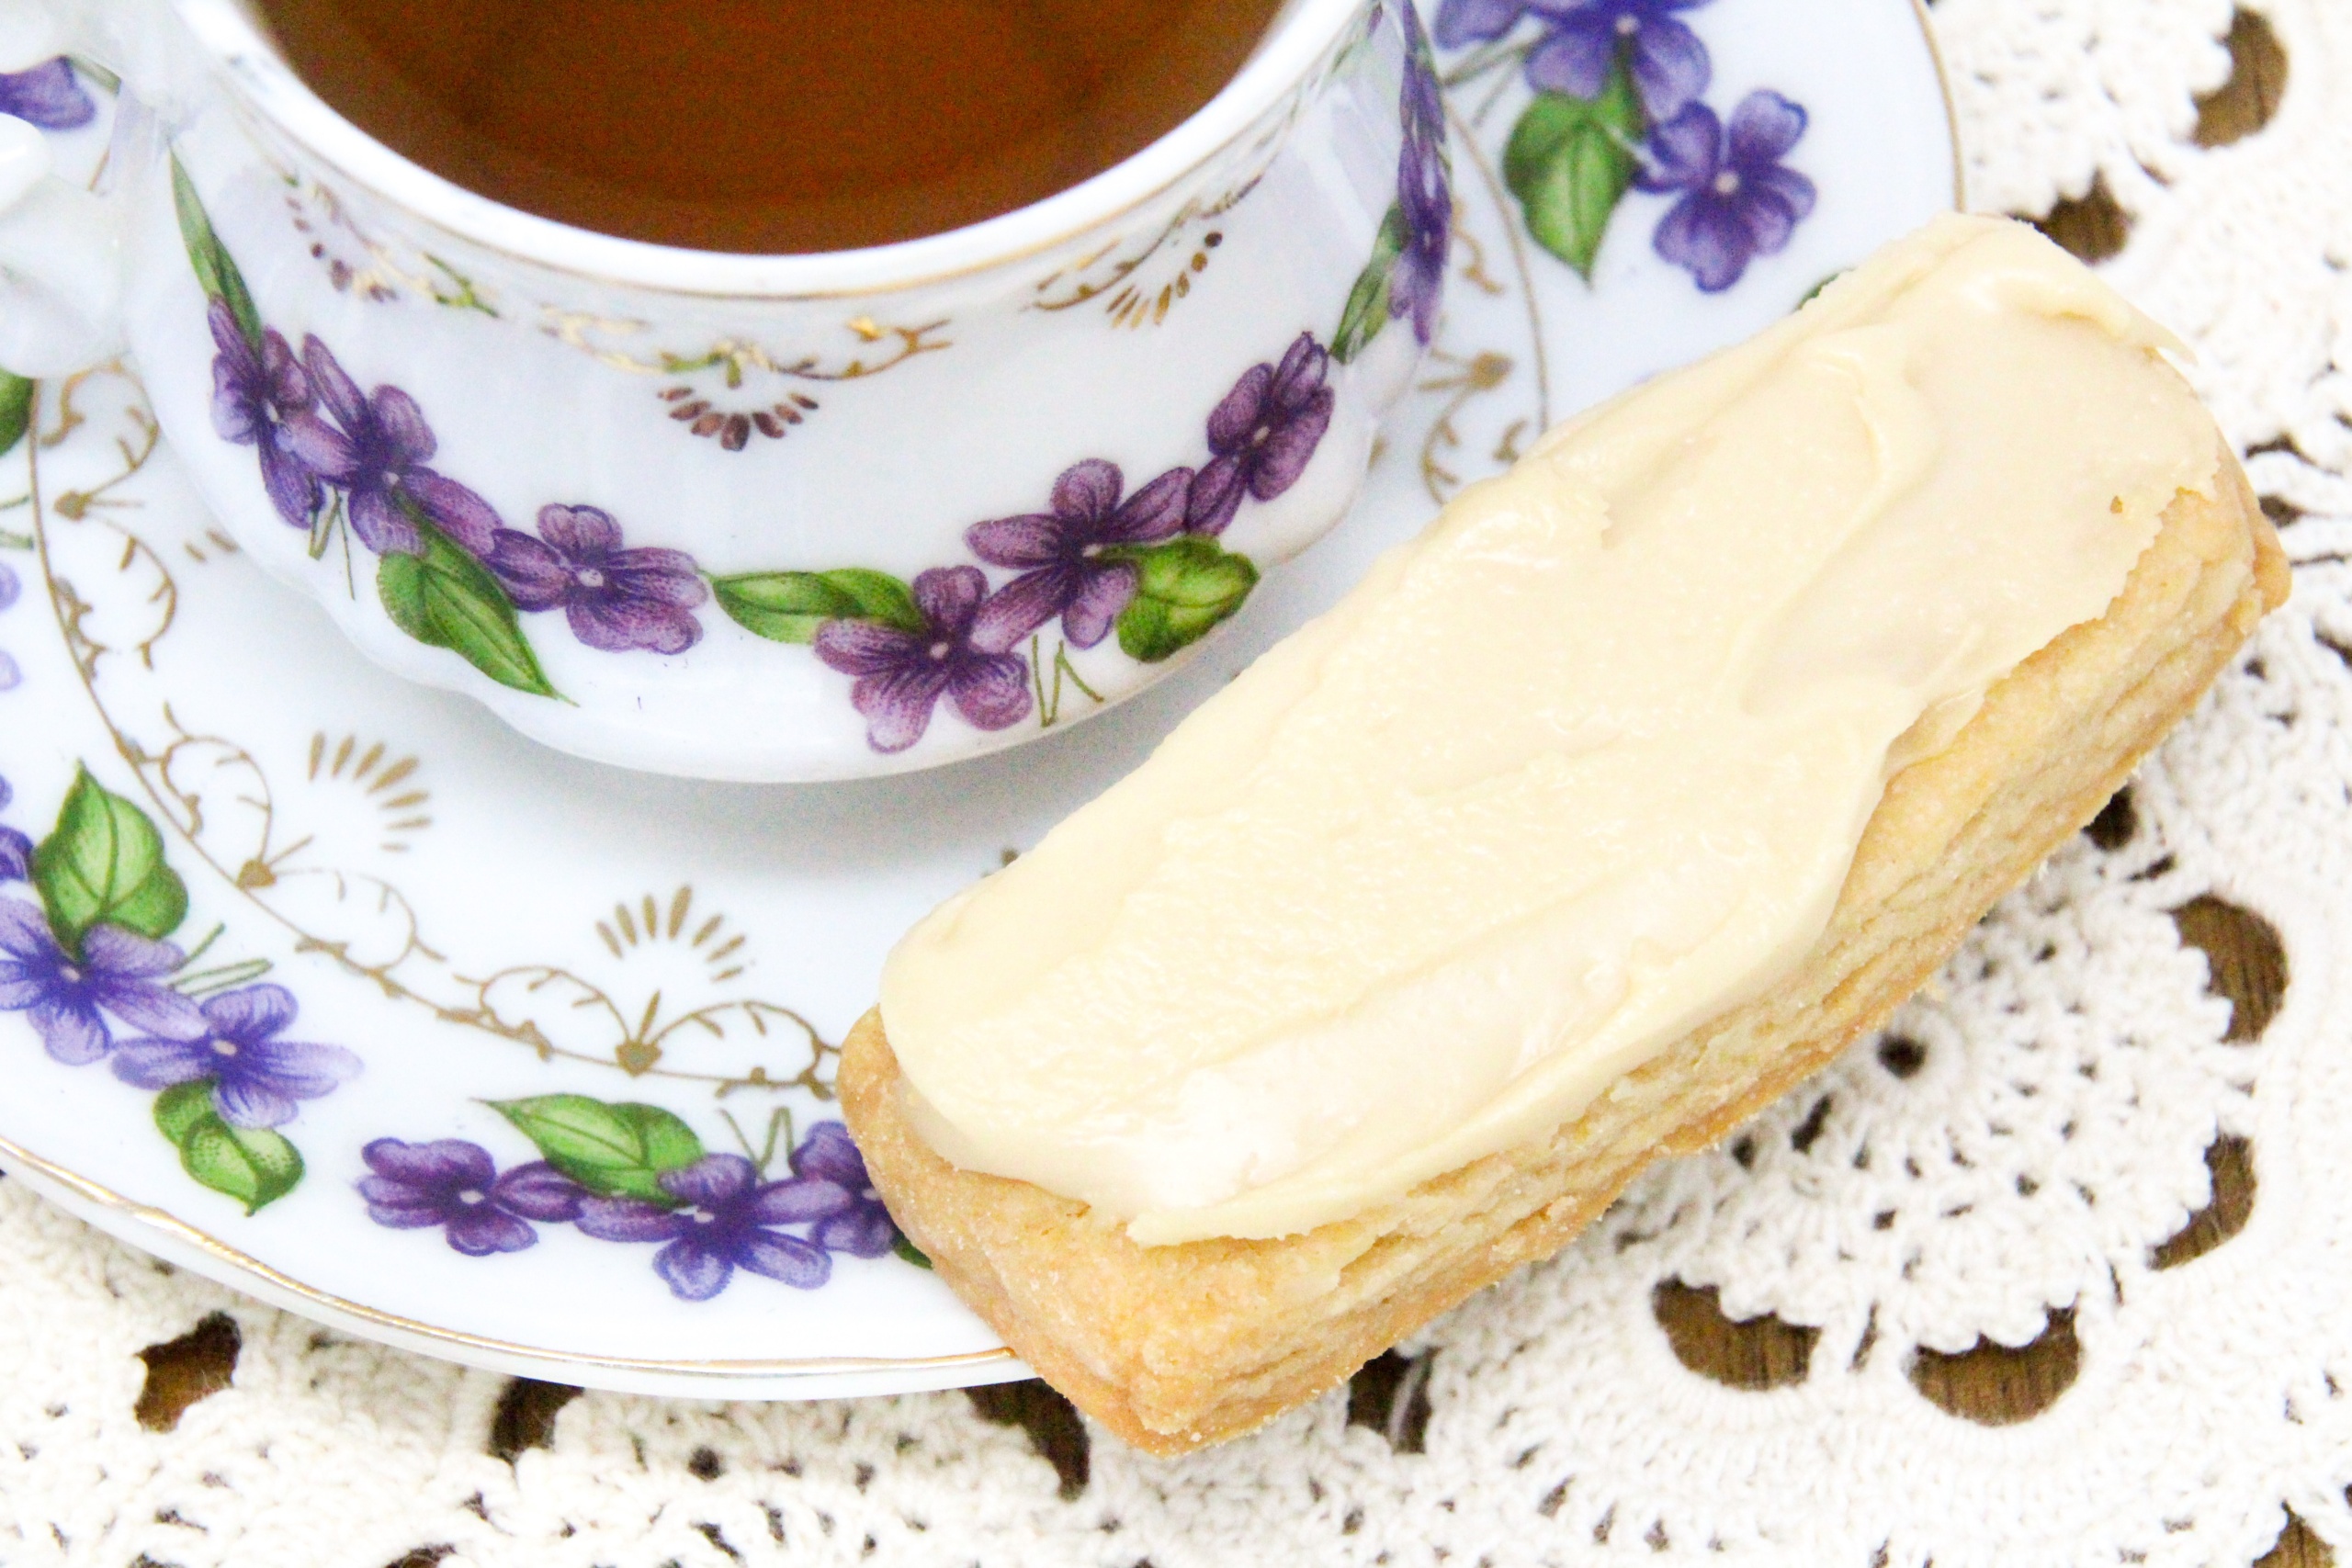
[
  {"left": 0, "top": 0, "right": 1953, "bottom": 1398},
  {"left": 0, "top": 0, "right": 1449, "bottom": 779}
]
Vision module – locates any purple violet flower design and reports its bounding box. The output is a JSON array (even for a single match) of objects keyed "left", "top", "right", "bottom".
[
  {"left": 1392, "top": 2, "right": 1454, "bottom": 346},
  {"left": 0, "top": 59, "right": 96, "bottom": 130},
  {"left": 967, "top": 460, "right": 1190, "bottom": 651},
  {"left": 1635, "top": 91, "right": 1816, "bottom": 292},
  {"left": 207, "top": 300, "right": 324, "bottom": 529},
  {"left": 359, "top": 1139, "right": 582, "bottom": 1256},
  {"left": 0, "top": 773, "right": 21, "bottom": 886},
  {"left": 813, "top": 566, "right": 1032, "bottom": 753},
  {"left": 790, "top": 1121, "right": 899, "bottom": 1258},
  {"left": 493, "top": 1160, "right": 595, "bottom": 1221},
  {"left": 0, "top": 900, "right": 206, "bottom": 1066},
  {"left": 110, "top": 983, "right": 361, "bottom": 1128},
  {"left": 485, "top": 504, "right": 709, "bottom": 655},
  {"left": 283, "top": 336, "right": 502, "bottom": 557},
  {"left": 1435, "top": 0, "right": 1713, "bottom": 124},
  {"left": 1187, "top": 333, "right": 1336, "bottom": 536},
  {"left": 574, "top": 1152, "right": 851, "bottom": 1301}
]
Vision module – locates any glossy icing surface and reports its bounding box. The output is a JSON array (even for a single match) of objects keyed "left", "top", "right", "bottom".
[{"left": 882, "top": 217, "right": 2220, "bottom": 1244}]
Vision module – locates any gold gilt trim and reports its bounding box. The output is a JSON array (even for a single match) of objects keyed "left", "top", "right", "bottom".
[
  {"left": 0, "top": 1133, "right": 1016, "bottom": 1379},
  {"left": 1911, "top": 0, "right": 1969, "bottom": 210}
]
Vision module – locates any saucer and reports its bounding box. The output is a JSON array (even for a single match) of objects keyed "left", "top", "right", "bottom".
[{"left": 0, "top": 0, "right": 1955, "bottom": 1400}]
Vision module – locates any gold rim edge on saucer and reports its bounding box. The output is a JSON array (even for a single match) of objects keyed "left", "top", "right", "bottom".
[{"left": 0, "top": 1131, "right": 1021, "bottom": 1378}]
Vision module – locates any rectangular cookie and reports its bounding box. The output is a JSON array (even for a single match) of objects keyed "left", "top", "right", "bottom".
[{"left": 841, "top": 449, "right": 2285, "bottom": 1455}]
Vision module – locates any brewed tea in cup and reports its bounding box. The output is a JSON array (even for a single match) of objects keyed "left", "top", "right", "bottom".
[{"left": 253, "top": 0, "right": 1290, "bottom": 252}]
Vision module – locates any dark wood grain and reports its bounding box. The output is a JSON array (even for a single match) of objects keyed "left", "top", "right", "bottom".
[
  {"left": 1348, "top": 1348, "right": 1437, "bottom": 1451},
  {"left": 487, "top": 1377, "right": 582, "bottom": 1461},
  {"left": 1909, "top": 1310, "right": 2081, "bottom": 1425},
  {"left": 1652, "top": 1281, "right": 1816, "bottom": 1392},
  {"left": 967, "top": 1381, "right": 1090, "bottom": 1498},
  {"left": 2154, "top": 1135, "right": 2256, "bottom": 1269},
  {"left": 2034, "top": 177, "right": 2132, "bottom": 264},
  {"left": 2173, "top": 896, "right": 2289, "bottom": 1043},
  {"left": 2196, "top": 9, "right": 2288, "bottom": 146},
  {"left": 2256, "top": 1512, "right": 2334, "bottom": 1568},
  {"left": 133, "top": 1312, "right": 241, "bottom": 1433}
]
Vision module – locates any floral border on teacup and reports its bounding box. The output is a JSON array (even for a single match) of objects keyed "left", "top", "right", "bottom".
[{"left": 173, "top": 7, "right": 1456, "bottom": 753}]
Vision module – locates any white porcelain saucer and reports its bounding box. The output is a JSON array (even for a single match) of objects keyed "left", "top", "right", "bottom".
[{"left": 0, "top": 0, "right": 1955, "bottom": 1399}]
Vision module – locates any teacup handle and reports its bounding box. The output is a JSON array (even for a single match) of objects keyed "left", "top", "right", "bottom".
[{"left": 0, "top": 0, "right": 133, "bottom": 376}]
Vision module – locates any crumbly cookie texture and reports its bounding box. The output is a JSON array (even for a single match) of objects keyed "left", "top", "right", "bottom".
[{"left": 841, "top": 453, "right": 2286, "bottom": 1455}]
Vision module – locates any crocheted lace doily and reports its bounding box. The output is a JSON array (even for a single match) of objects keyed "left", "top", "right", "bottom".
[{"left": 6, "top": 1, "right": 2351, "bottom": 1563}]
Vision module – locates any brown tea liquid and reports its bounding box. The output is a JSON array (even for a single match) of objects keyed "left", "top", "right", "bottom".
[{"left": 254, "top": 0, "right": 1289, "bottom": 254}]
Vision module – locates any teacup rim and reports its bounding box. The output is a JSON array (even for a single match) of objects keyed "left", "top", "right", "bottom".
[{"left": 170, "top": 0, "right": 1373, "bottom": 300}]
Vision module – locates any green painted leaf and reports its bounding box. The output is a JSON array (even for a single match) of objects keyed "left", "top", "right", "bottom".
[
  {"left": 1112, "top": 537, "right": 1261, "bottom": 664},
  {"left": 30, "top": 766, "right": 190, "bottom": 953},
  {"left": 711, "top": 572, "right": 855, "bottom": 645},
  {"left": 376, "top": 548, "right": 434, "bottom": 642},
  {"left": 893, "top": 1234, "right": 932, "bottom": 1269},
  {"left": 1501, "top": 69, "right": 1643, "bottom": 279},
  {"left": 712, "top": 568, "right": 925, "bottom": 644},
  {"left": 813, "top": 569, "right": 927, "bottom": 630},
  {"left": 170, "top": 155, "right": 264, "bottom": 351},
  {"left": 378, "top": 525, "right": 557, "bottom": 698},
  {"left": 1333, "top": 205, "right": 1409, "bottom": 365},
  {"left": 0, "top": 373, "right": 32, "bottom": 460},
  {"left": 488, "top": 1095, "right": 706, "bottom": 1202},
  {"left": 179, "top": 1111, "right": 304, "bottom": 1214},
  {"left": 153, "top": 1079, "right": 215, "bottom": 1145}
]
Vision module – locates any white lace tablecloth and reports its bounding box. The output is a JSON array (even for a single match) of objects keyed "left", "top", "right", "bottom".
[{"left": 7, "top": 1, "right": 2352, "bottom": 1562}]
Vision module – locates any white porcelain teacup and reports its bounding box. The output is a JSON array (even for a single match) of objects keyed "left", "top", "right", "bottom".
[{"left": 0, "top": 0, "right": 1449, "bottom": 779}]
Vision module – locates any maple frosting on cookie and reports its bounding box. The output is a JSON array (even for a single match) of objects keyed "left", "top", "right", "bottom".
[{"left": 877, "top": 214, "right": 2222, "bottom": 1246}]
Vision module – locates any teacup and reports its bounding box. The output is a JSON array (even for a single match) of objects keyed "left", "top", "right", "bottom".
[{"left": 0, "top": 0, "right": 1448, "bottom": 779}]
